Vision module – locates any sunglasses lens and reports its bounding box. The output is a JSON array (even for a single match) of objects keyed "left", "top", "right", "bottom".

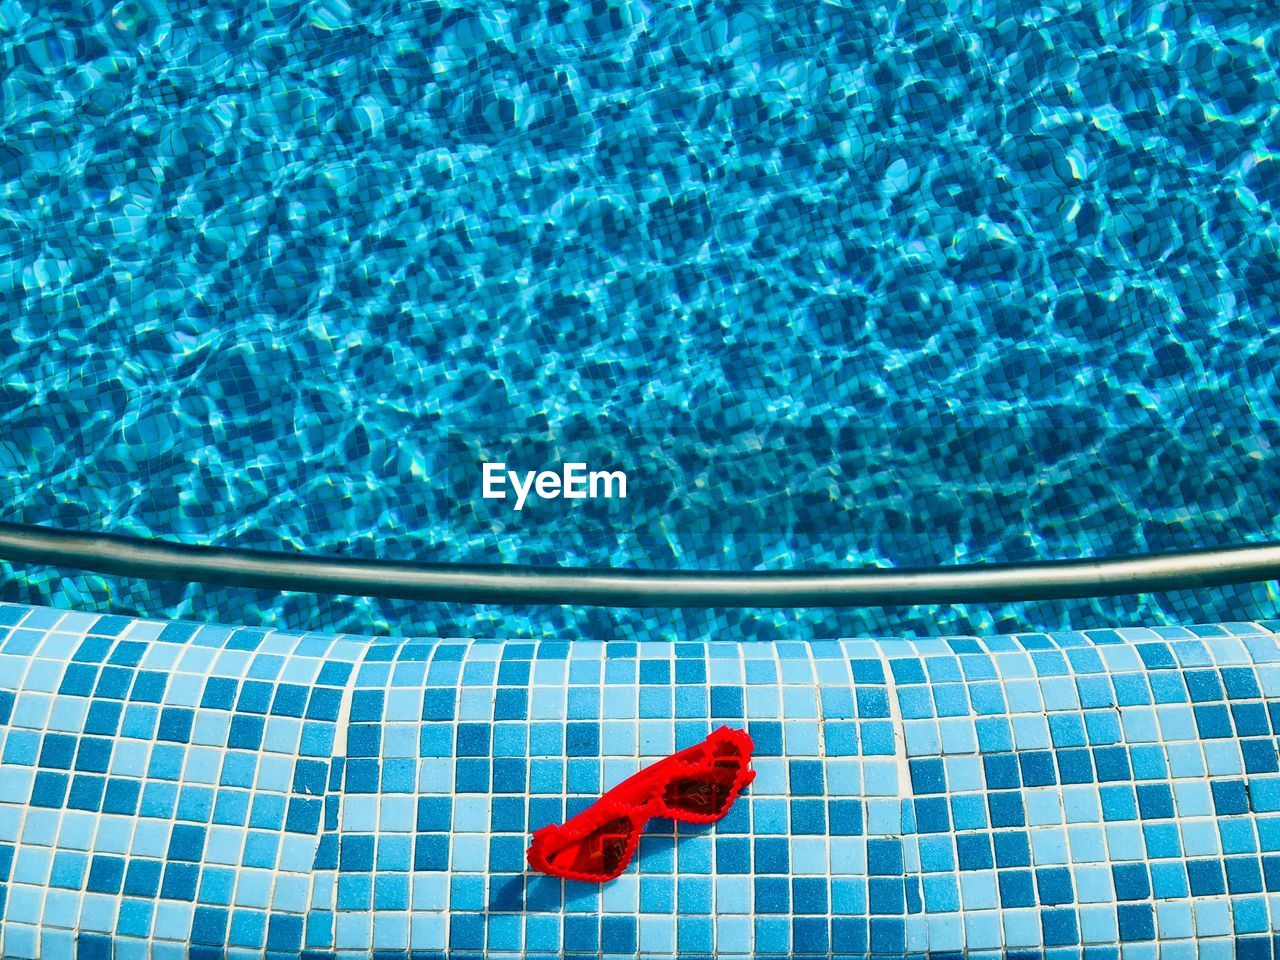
[
  {"left": 662, "top": 745, "right": 744, "bottom": 817},
  {"left": 548, "top": 817, "right": 635, "bottom": 878},
  {"left": 663, "top": 774, "right": 734, "bottom": 816}
]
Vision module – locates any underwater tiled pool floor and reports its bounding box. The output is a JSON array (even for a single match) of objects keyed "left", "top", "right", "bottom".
[
  {"left": 4, "top": 602, "right": 1280, "bottom": 956},
  {"left": 4, "top": 0, "right": 1279, "bottom": 640}
]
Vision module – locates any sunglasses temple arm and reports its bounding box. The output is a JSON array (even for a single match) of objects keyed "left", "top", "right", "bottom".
[
  {"left": 592, "top": 731, "right": 750, "bottom": 808},
  {"left": 585, "top": 751, "right": 690, "bottom": 808}
]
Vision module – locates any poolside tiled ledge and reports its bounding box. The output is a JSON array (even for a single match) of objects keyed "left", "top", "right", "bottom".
[{"left": 1, "top": 602, "right": 1279, "bottom": 957}]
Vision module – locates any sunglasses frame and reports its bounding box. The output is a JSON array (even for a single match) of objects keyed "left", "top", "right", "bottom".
[{"left": 527, "top": 726, "right": 755, "bottom": 882}]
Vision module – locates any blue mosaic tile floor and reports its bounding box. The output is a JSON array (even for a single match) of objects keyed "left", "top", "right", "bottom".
[{"left": 6, "top": 602, "right": 1280, "bottom": 956}]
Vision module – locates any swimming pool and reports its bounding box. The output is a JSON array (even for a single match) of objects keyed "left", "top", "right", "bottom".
[
  {"left": 2, "top": 1, "right": 1278, "bottom": 639},
  {"left": 4, "top": 5, "right": 1280, "bottom": 956}
]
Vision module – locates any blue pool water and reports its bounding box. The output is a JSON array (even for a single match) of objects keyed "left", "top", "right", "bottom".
[{"left": 1, "top": 0, "right": 1278, "bottom": 637}]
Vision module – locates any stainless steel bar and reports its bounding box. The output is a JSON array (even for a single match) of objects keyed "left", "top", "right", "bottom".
[{"left": 2, "top": 521, "right": 1278, "bottom": 608}]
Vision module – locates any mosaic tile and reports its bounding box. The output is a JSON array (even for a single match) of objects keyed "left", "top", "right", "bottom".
[{"left": 5, "top": 602, "right": 1280, "bottom": 955}]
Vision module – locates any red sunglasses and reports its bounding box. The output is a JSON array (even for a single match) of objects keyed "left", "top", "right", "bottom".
[{"left": 526, "top": 726, "right": 755, "bottom": 882}]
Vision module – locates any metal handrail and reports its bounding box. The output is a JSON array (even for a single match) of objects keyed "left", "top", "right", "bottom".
[{"left": 2, "top": 521, "right": 1279, "bottom": 608}]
